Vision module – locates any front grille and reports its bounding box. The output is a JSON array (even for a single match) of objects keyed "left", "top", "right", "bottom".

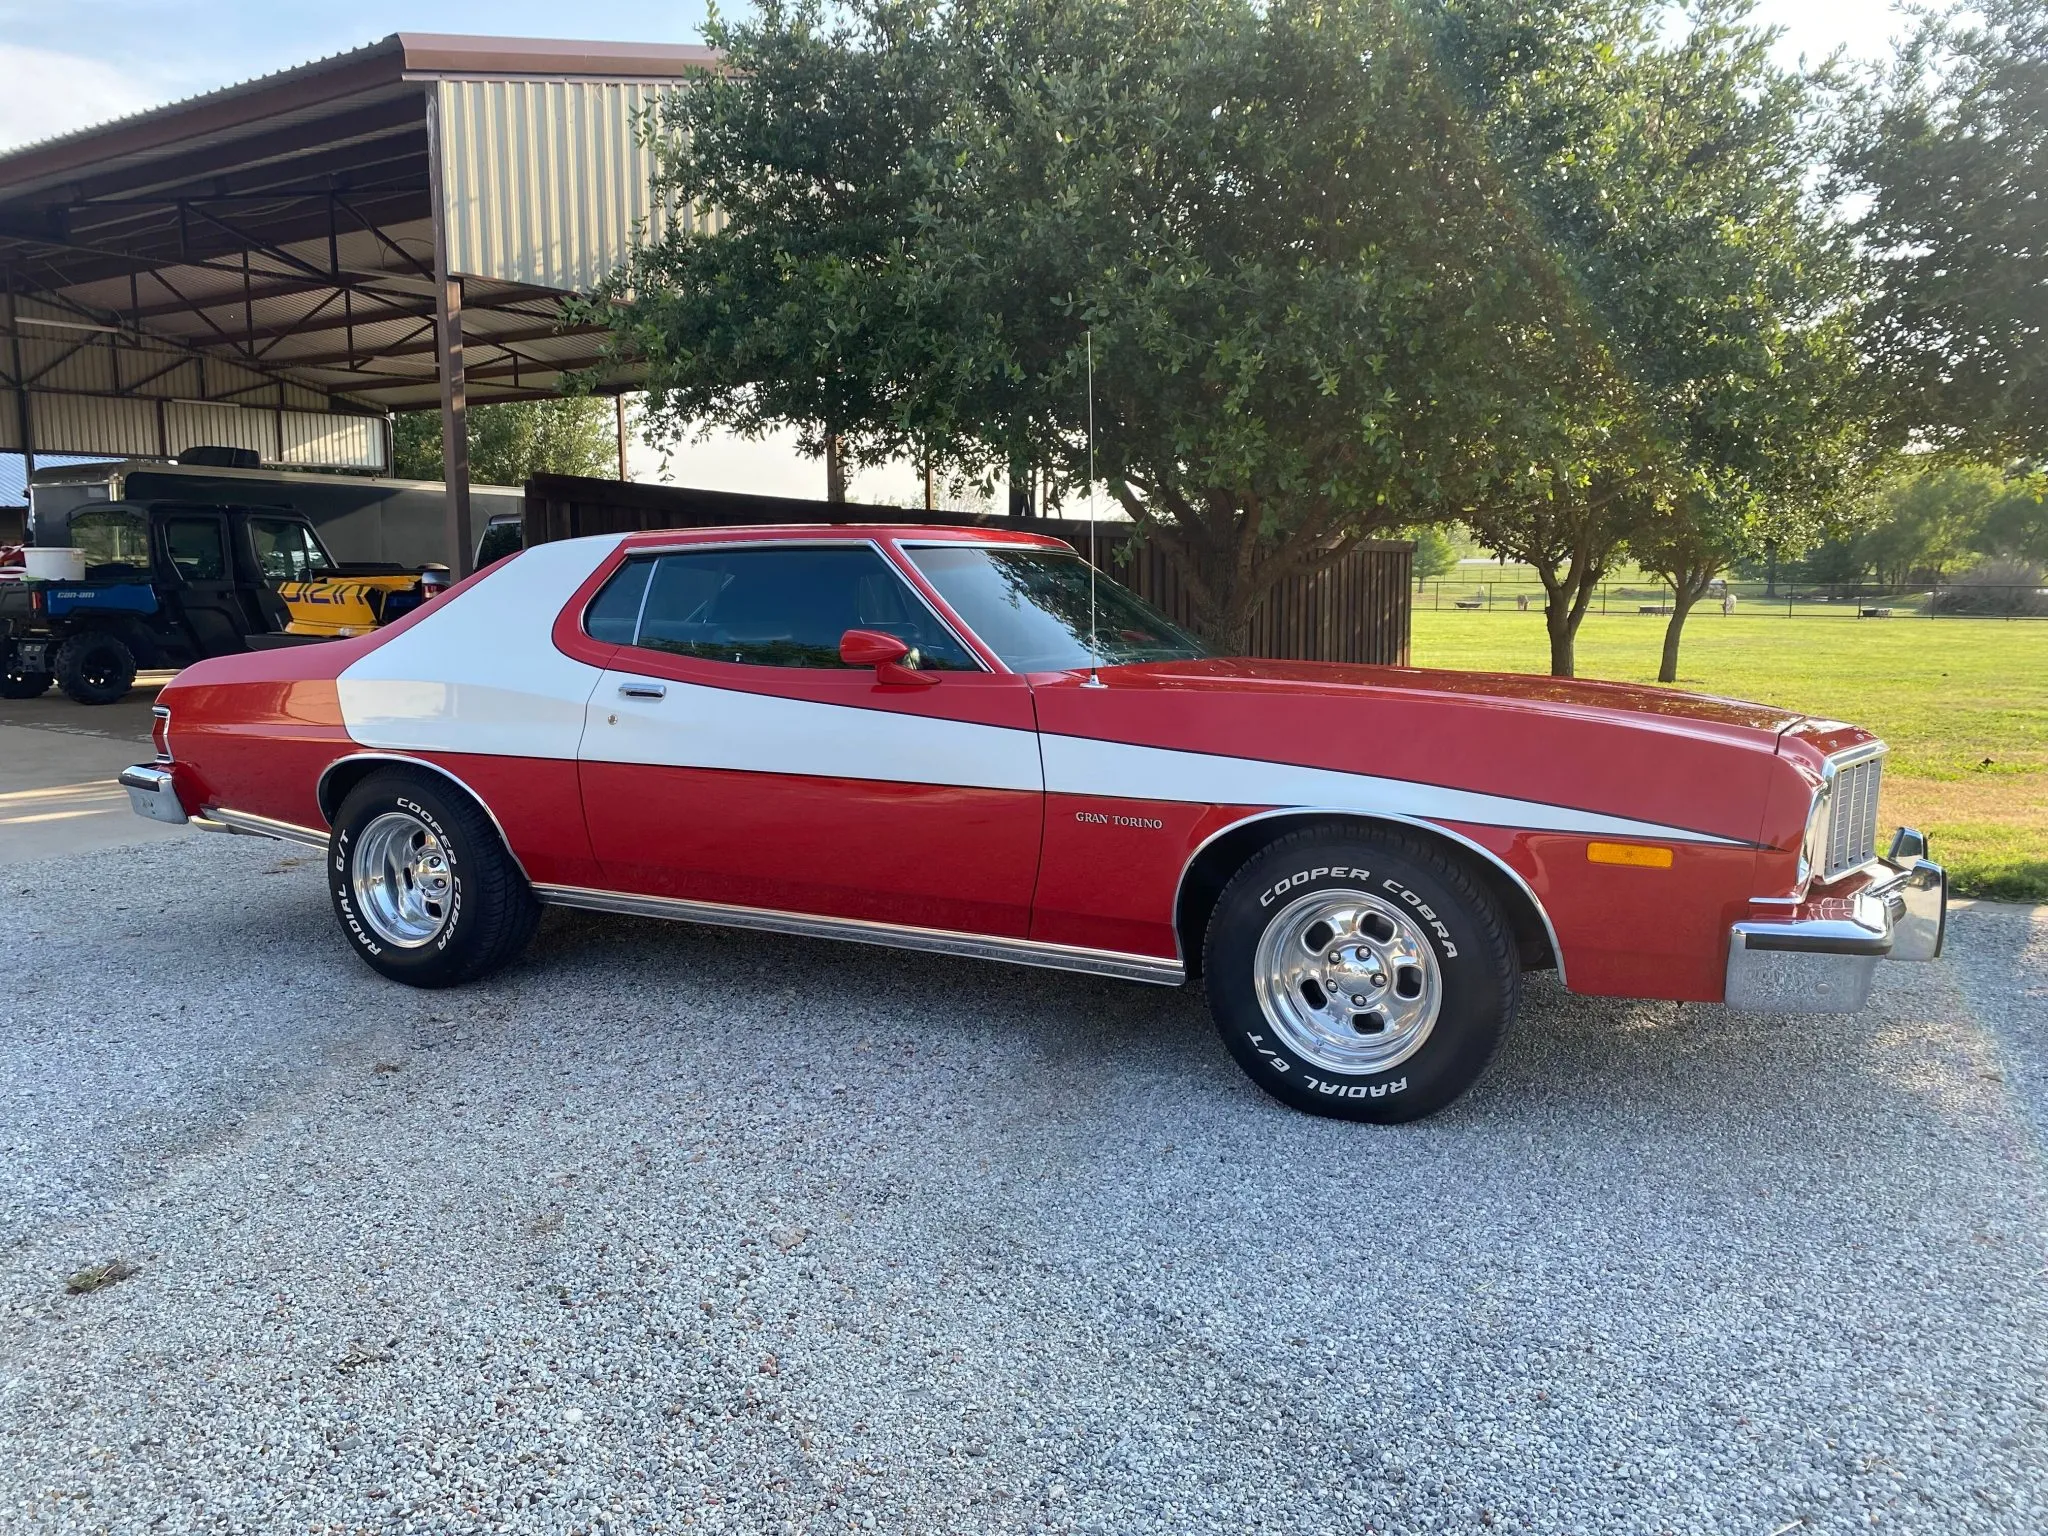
[{"left": 1823, "top": 754, "right": 1882, "bottom": 878}]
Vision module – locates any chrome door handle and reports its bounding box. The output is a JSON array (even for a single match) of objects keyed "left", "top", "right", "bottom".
[{"left": 618, "top": 681, "right": 666, "bottom": 700}]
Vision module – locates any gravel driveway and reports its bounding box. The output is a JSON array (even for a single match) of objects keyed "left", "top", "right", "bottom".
[{"left": 3, "top": 834, "right": 2045, "bottom": 1534}]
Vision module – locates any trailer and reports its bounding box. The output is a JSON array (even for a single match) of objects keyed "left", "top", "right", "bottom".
[{"left": 29, "top": 458, "right": 522, "bottom": 571}]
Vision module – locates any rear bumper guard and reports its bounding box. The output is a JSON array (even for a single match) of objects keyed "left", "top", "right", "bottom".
[
  {"left": 118, "top": 764, "right": 189, "bottom": 825},
  {"left": 1725, "top": 828, "right": 1946, "bottom": 1013}
]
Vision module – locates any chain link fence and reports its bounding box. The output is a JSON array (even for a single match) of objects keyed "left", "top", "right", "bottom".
[{"left": 1421, "top": 577, "right": 2048, "bottom": 619}]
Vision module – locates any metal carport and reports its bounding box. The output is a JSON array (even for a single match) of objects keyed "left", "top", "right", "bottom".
[{"left": 0, "top": 34, "right": 717, "bottom": 570}]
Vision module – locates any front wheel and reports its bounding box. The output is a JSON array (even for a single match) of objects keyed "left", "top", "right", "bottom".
[
  {"left": 1204, "top": 826, "right": 1519, "bottom": 1123},
  {"left": 328, "top": 770, "right": 539, "bottom": 988}
]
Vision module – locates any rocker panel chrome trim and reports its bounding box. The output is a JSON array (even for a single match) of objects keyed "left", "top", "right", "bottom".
[
  {"left": 532, "top": 883, "right": 1186, "bottom": 986},
  {"left": 196, "top": 807, "right": 329, "bottom": 848}
]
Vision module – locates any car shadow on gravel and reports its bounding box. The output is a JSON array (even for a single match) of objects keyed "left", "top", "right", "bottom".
[{"left": 510, "top": 900, "right": 2007, "bottom": 1155}]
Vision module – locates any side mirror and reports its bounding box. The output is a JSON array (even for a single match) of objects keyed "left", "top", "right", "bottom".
[{"left": 840, "top": 628, "right": 939, "bottom": 687}]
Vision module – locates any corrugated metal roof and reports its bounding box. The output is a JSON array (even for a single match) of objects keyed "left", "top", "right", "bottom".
[
  {"left": 0, "top": 34, "right": 717, "bottom": 453},
  {"left": 438, "top": 78, "right": 704, "bottom": 293},
  {"left": 0, "top": 36, "right": 718, "bottom": 191}
]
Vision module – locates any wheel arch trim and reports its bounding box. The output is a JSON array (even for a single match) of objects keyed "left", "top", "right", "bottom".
[
  {"left": 315, "top": 751, "right": 533, "bottom": 884},
  {"left": 1171, "top": 807, "right": 1568, "bottom": 988}
]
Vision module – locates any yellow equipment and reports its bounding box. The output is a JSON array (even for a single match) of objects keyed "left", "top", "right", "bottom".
[{"left": 277, "top": 572, "right": 444, "bottom": 637}]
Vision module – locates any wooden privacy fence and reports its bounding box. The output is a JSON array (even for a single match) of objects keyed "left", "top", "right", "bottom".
[{"left": 522, "top": 474, "right": 1413, "bottom": 665}]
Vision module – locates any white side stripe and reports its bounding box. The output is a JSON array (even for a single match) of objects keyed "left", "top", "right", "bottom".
[
  {"left": 585, "top": 670, "right": 1041, "bottom": 792},
  {"left": 1040, "top": 733, "right": 1743, "bottom": 845}
]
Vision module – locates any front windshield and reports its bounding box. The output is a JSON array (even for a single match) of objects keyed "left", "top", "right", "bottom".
[{"left": 906, "top": 544, "right": 1211, "bottom": 672}]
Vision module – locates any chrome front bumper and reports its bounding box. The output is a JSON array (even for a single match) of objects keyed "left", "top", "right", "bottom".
[
  {"left": 118, "top": 764, "right": 189, "bottom": 825},
  {"left": 1725, "top": 828, "right": 1946, "bottom": 1013}
]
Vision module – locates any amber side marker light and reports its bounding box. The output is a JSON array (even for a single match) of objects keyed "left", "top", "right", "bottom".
[{"left": 1586, "top": 841, "right": 1674, "bottom": 869}]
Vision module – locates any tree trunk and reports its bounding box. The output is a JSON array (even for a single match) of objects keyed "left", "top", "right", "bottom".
[
  {"left": 1544, "top": 599, "right": 1575, "bottom": 677},
  {"left": 1658, "top": 590, "right": 1697, "bottom": 683},
  {"left": 824, "top": 435, "right": 847, "bottom": 503},
  {"left": 1007, "top": 446, "right": 1034, "bottom": 519}
]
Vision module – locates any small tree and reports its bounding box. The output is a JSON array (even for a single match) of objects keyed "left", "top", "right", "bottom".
[
  {"left": 393, "top": 398, "right": 618, "bottom": 485},
  {"left": 1405, "top": 526, "right": 1461, "bottom": 587},
  {"left": 1448, "top": 0, "right": 1873, "bottom": 679}
]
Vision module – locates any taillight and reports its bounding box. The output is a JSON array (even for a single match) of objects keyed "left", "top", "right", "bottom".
[
  {"left": 29, "top": 587, "right": 43, "bottom": 615},
  {"left": 152, "top": 704, "right": 172, "bottom": 763}
]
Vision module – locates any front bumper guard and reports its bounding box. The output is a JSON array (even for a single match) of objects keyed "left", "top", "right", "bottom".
[{"left": 1725, "top": 828, "right": 1946, "bottom": 1013}]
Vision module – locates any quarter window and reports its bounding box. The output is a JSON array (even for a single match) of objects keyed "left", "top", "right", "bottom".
[{"left": 586, "top": 545, "right": 980, "bottom": 671}]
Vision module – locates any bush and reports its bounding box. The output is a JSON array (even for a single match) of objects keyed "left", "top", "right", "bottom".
[{"left": 1930, "top": 559, "right": 2048, "bottom": 616}]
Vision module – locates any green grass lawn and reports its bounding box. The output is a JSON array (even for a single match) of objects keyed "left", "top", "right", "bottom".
[{"left": 1409, "top": 609, "right": 2048, "bottom": 902}]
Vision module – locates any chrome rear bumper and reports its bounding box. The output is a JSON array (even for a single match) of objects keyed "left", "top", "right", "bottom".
[
  {"left": 1725, "top": 828, "right": 1946, "bottom": 1013},
  {"left": 118, "top": 764, "right": 189, "bottom": 825}
]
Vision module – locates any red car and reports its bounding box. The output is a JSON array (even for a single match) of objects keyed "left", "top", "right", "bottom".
[{"left": 121, "top": 524, "right": 1946, "bottom": 1121}]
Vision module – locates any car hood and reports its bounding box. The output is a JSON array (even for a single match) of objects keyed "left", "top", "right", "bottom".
[{"left": 1094, "top": 658, "right": 1806, "bottom": 747}]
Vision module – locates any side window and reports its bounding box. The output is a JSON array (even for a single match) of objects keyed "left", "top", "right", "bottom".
[
  {"left": 162, "top": 518, "right": 228, "bottom": 582},
  {"left": 68, "top": 508, "right": 151, "bottom": 569},
  {"left": 585, "top": 546, "right": 979, "bottom": 670}
]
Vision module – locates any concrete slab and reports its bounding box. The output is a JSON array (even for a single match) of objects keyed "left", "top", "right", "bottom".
[
  {"left": 0, "top": 690, "right": 194, "bottom": 863},
  {"left": 0, "top": 671, "right": 173, "bottom": 743}
]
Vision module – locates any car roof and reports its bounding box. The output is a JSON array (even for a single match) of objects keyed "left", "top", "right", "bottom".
[{"left": 612, "top": 522, "right": 1076, "bottom": 552}]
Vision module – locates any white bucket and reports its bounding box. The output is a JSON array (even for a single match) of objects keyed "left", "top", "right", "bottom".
[{"left": 23, "top": 547, "right": 87, "bottom": 582}]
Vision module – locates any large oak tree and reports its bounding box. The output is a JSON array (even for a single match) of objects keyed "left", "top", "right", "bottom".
[{"left": 600, "top": 0, "right": 1560, "bottom": 648}]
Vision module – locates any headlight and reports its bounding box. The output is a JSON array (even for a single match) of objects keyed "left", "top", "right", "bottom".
[{"left": 1797, "top": 777, "right": 1832, "bottom": 888}]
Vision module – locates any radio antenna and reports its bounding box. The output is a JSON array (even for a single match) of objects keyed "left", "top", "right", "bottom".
[{"left": 1084, "top": 328, "right": 1104, "bottom": 688}]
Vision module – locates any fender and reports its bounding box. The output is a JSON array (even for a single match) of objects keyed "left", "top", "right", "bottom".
[
  {"left": 315, "top": 750, "right": 533, "bottom": 884},
  {"left": 1172, "top": 807, "right": 1569, "bottom": 986}
]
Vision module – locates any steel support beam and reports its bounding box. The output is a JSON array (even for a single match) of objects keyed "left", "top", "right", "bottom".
[
  {"left": 4, "top": 280, "right": 34, "bottom": 487},
  {"left": 426, "top": 89, "right": 472, "bottom": 576}
]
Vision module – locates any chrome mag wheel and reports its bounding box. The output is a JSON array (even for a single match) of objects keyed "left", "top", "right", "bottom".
[
  {"left": 1251, "top": 888, "right": 1443, "bottom": 1075},
  {"left": 350, "top": 809, "right": 455, "bottom": 948}
]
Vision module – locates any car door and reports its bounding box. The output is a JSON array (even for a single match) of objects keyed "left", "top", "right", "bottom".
[
  {"left": 157, "top": 512, "right": 252, "bottom": 657},
  {"left": 576, "top": 540, "right": 1045, "bottom": 938}
]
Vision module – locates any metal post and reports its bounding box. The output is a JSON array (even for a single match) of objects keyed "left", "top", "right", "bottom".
[
  {"left": 615, "top": 394, "right": 629, "bottom": 482},
  {"left": 426, "top": 89, "right": 473, "bottom": 575},
  {"left": 4, "top": 281, "right": 35, "bottom": 529}
]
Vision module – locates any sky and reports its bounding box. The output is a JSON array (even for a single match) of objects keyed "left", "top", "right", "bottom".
[
  {"left": 0, "top": 0, "right": 1916, "bottom": 504},
  {"left": 0, "top": 0, "right": 1909, "bottom": 153}
]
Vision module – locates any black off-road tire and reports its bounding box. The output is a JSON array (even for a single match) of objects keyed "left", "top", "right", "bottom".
[
  {"left": 53, "top": 632, "right": 137, "bottom": 705},
  {"left": 1, "top": 668, "right": 53, "bottom": 699},
  {"left": 1204, "top": 825, "right": 1519, "bottom": 1123},
  {"left": 329, "top": 769, "right": 540, "bottom": 988}
]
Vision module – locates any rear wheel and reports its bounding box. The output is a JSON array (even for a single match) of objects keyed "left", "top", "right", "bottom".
[
  {"left": 328, "top": 770, "right": 539, "bottom": 988},
  {"left": 1, "top": 667, "right": 53, "bottom": 699},
  {"left": 1204, "top": 825, "right": 1519, "bottom": 1123},
  {"left": 53, "top": 632, "right": 137, "bottom": 705}
]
